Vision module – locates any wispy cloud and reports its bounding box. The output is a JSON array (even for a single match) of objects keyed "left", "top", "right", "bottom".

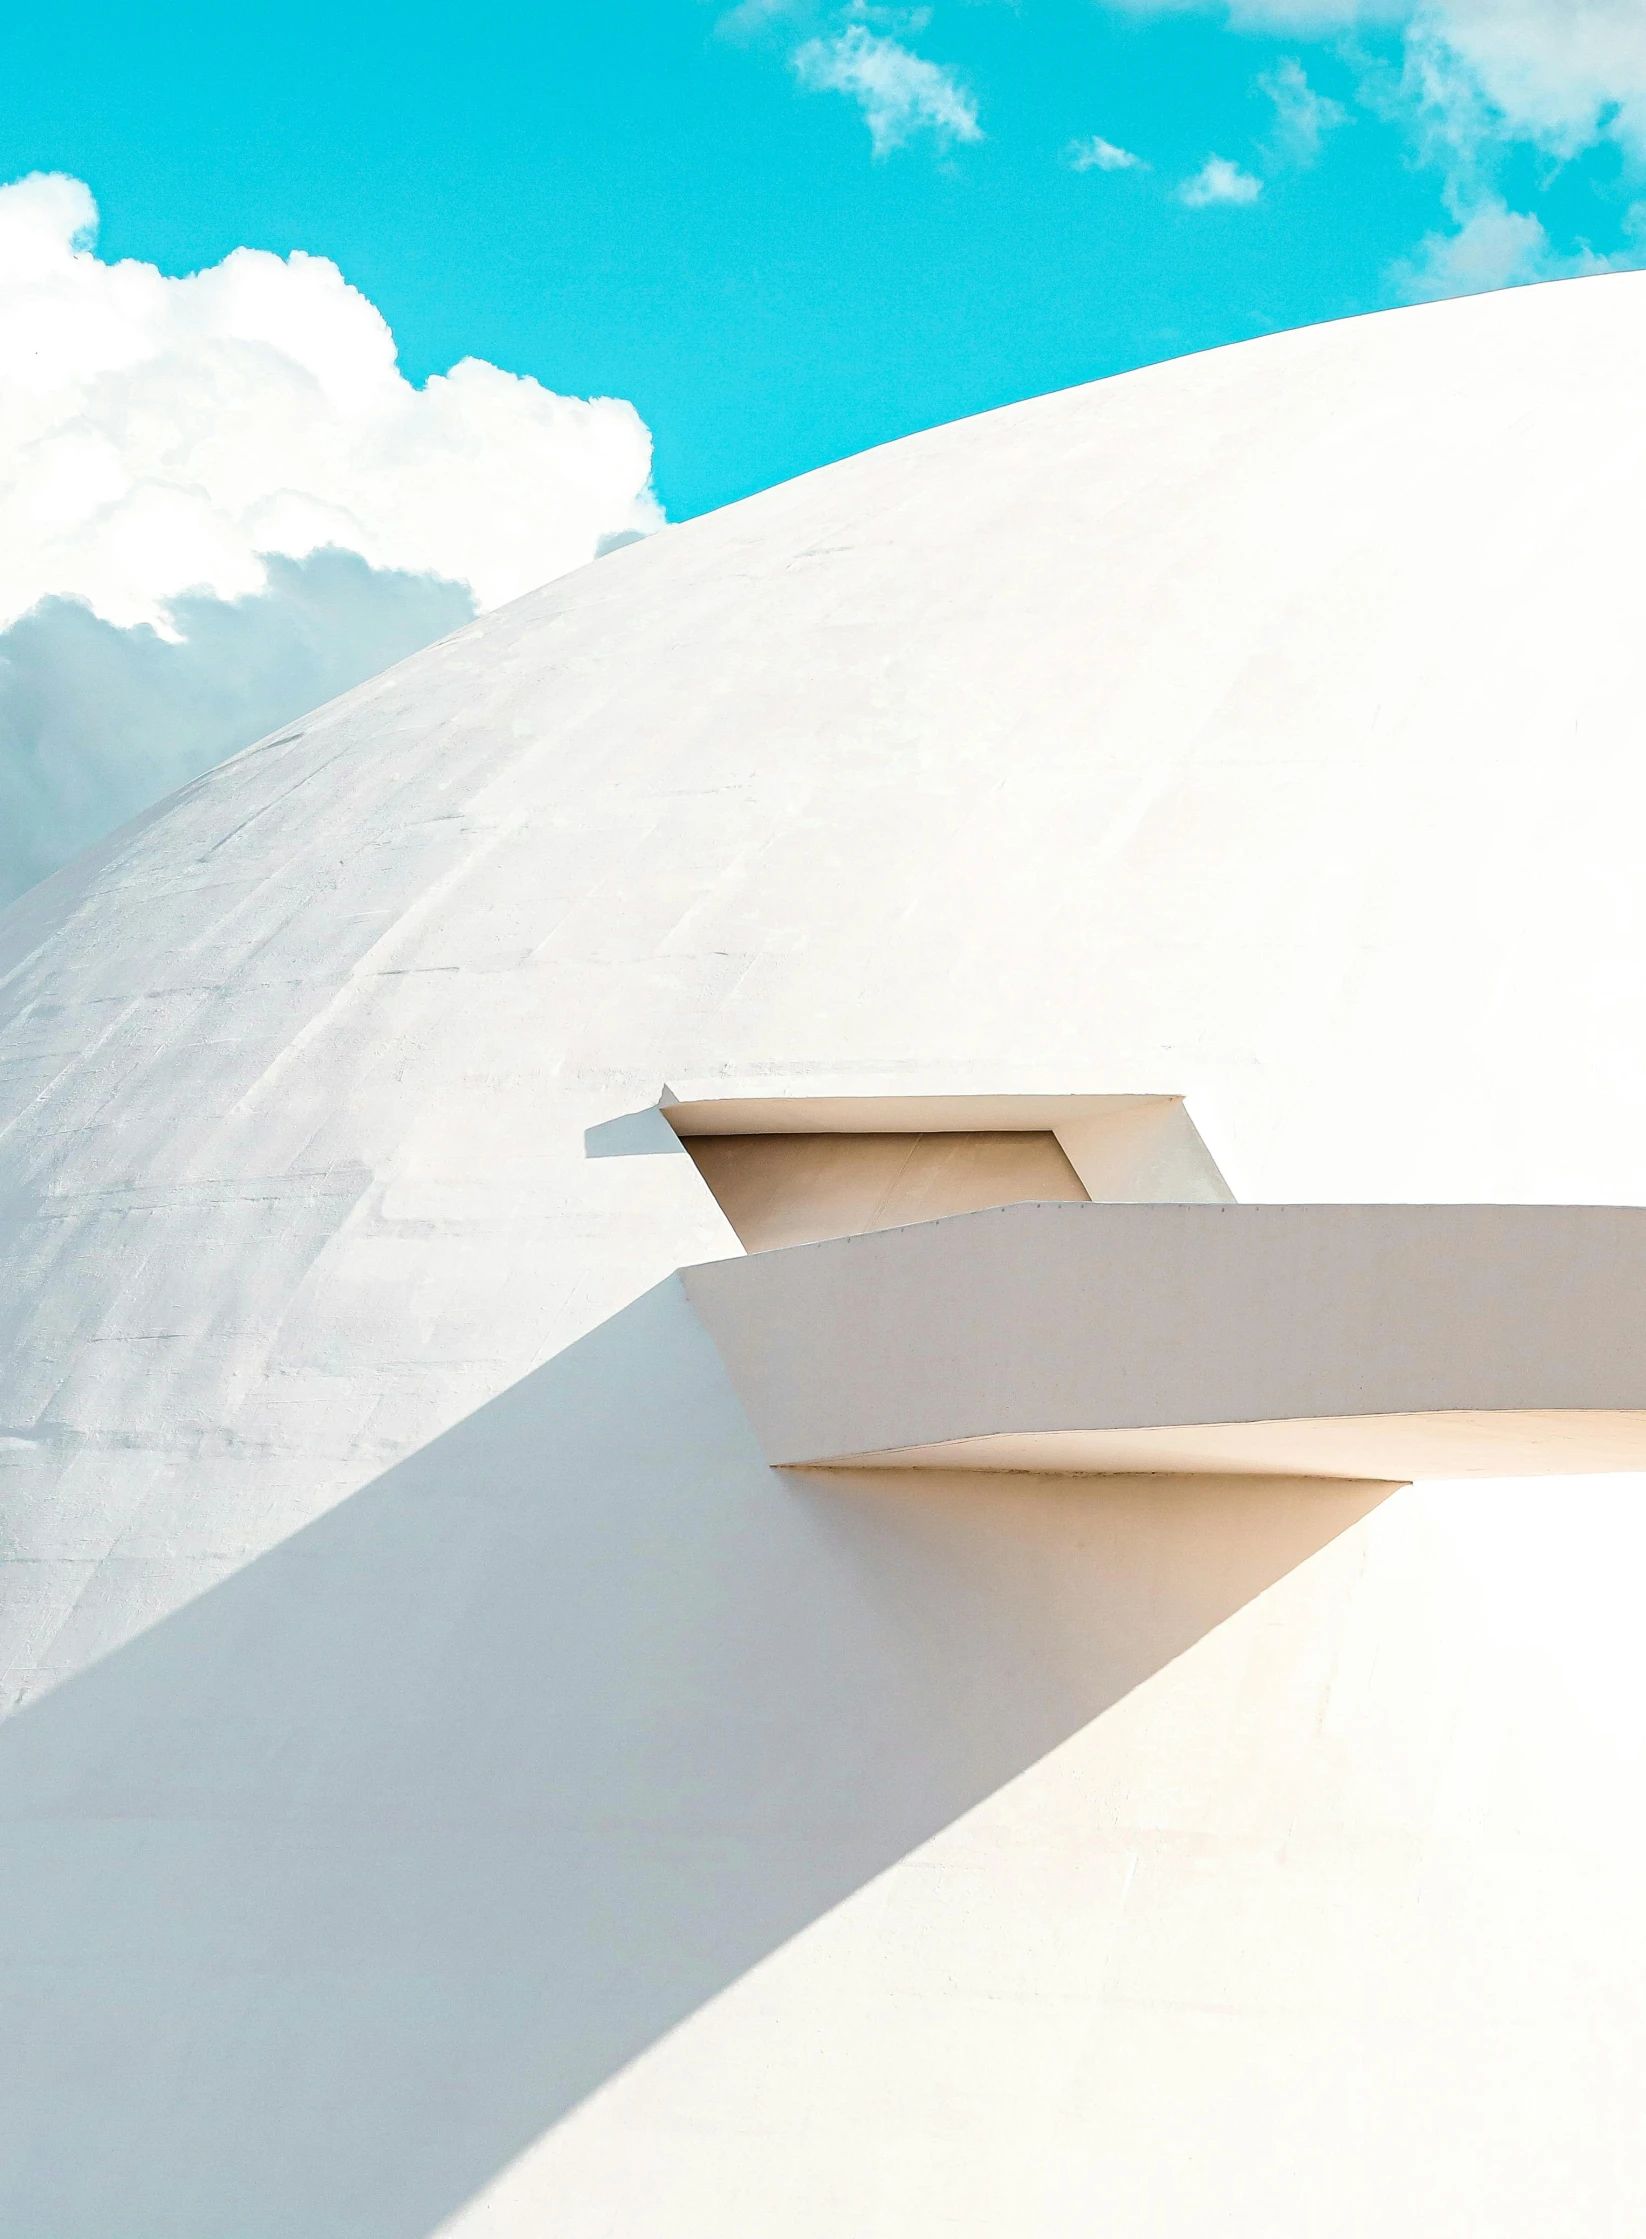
[
  {"left": 1066, "top": 135, "right": 1147, "bottom": 173},
  {"left": 1391, "top": 194, "right": 1557, "bottom": 299},
  {"left": 1259, "top": 57, "right": 1349, "bottom": 167},
  {"left": 1390, "top": 190, "right": 1646, "bottom": 302},
  {"left": 715, "top": 0, "right": 803, "bottom": 40},
  {"left": 1177, "top": 154, "right": 1264, "bottom": 207},
  {"left": 1117, "top": 0, "right": 1646, "bottom": 170},
  {"left": 793, "top": 23, "right": 982, "bottom": 155},
  {"left": 1402, "top": 0, "right": 1646, "bottom": 165}
]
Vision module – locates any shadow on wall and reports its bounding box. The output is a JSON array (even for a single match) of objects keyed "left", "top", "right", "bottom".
[{"left": 0, "top": 1277, "right": 1390, "bottom": 2239}]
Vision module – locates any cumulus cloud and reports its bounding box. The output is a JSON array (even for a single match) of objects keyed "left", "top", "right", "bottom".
[
  {"left": 0, "top": 552, "right": 474, "bottom": 905},
  {"left": 793, "top": 23, "right": 982, "bottom": 154},
  {"left": 1259, "top": 57, "right": 1349, "bottom": 165},
  {"left": 1066, "top": 135, "right": 1147, "bottom": 172},
  {"left": 0, "top": 171, "right": 663, "bottom": 903},
  {"left": 1177, "top": 154, "right": 1265, "bottom": 205},
  {"left": 0, "top": 172, "right": 660, "bottom": 633}
]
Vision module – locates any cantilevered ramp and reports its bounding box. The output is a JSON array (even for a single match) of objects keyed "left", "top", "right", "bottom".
[{"left": 683, "top": 1201, "right": 1646, "bottom": 1481}]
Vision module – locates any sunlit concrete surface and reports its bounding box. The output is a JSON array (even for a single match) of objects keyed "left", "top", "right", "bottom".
[{"left": 6, "top": 273, "right": 1646, "bottom": 2235}]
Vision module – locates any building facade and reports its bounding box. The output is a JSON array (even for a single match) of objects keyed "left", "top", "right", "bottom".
[{"left": 3, "top": 273, "right": 1646, "bottom": 2235}]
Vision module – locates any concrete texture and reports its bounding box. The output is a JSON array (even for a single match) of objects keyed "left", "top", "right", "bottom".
[{"left": 6, "top": 272, "right": 1646, "bottom": 2233}]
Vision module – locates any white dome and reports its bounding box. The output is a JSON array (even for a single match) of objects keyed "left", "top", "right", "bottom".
[{"left": 5, "top": 274, "right": 1646, "bottom": 2236}]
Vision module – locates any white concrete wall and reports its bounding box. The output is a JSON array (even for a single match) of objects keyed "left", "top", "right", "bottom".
[
  {"left": 5, "top": 273, "right": 1646, "bottom": 2232},
  {"left": 0, "top": 1276, "right": 1390, "bottom": 2236},
  {"left": 446, "top": 1471, "right": 1646, "bottom": 2239}
]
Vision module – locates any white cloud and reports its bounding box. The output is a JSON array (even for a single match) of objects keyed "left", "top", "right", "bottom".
[
  {"left": 0, "top": 171, "right": 665, "bottom": 906},
  {"left": 793, "top": 24, "right": 982, "bottom": 155},
  {"left": 0, "top": 172, "right": 662, "bottom": 634},
  {"left": 1108, "top": 0, "right": 1646, "bottom": 288},
  {"left": 1100, "top": 0, "right": 1394, "bottom": 33},
  {"left": 715, "top": 0, "right": 803, "bottom": 38},
  {"left": 1259, "top": 57, "right": 1349, "bottom": 165},
  {"left": 1391, "top": 190, "right": 1646, "bottom": 301},
  {"left": 1411, "top": 0, "right": 1646, "bottom": 163},
  {"left": 1391, "top": 194, "right": 1558, "bottom": 298},
  {"left": 1067, "top": 135, "right": 1147, "bottom": 172},
  {"left": 1109, "top": 1, "right": 1646, "bottom": 166},
  {"left": 0, "top": 551, "right": 474, "bottom": 904},
  {"left": 1177, "top": 154, "right": 1265, "bottom": 205}
]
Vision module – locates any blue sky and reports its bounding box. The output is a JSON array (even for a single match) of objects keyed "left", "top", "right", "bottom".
[
  {"left": 2, "top": 0, "right": 1643, "bottom": 895},
  {"left": 4, "top": 0, "right": 1639, "bottom": 519}
]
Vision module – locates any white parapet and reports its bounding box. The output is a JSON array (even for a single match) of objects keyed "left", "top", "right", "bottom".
[{"left": 684, "top": 1199, "right": 1646, "bottom": 1478}]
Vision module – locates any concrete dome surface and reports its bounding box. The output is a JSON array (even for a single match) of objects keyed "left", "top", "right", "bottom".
[{"left": 4, "top": 273, "right": 1646, "bottom": 2235}]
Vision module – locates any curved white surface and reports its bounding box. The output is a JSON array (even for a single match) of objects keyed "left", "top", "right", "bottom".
[{"left": 5, "top": 275, "right": 1646, "bottom": 2235}]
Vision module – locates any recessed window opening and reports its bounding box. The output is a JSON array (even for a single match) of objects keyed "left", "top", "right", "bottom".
[{"left": 683, "top": 1130, "right": 1089, "bottom": 1252}]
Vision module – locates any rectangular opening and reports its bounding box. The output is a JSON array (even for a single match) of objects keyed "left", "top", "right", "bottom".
[{"left": 683, "top": 1130, "right": 1089, "bottom": 1253}]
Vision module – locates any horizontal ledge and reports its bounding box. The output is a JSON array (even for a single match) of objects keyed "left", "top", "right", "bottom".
[
  {"left": 682, "top": 1201, "right": 1646, "bottom": 1482},
  {"left": 660, "top": 1092, "right": 1185, "bottom": 1137}
]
